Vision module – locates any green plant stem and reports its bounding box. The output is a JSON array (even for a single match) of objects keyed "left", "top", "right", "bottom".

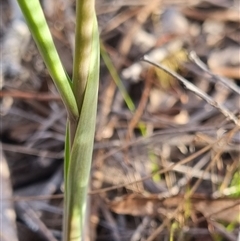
[
  {"left": 64, "top": 0, "right": 99, "bottom": 240},
  {"left": 72, "top": 0, "right": 97, "bottom": 112},
  {"left": 17, "top": 0, "right": 79, "bottom": 122}
]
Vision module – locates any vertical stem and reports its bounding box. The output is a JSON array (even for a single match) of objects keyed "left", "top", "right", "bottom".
[
  {"left": 64, "top": 0, "right": 99, "bottom": 240},
  {"left": 72, "top": 0, "right": 96, "bottom": 112}
]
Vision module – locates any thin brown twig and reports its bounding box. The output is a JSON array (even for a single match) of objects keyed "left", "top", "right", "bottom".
[
  {"left": 189, "top": 51, "right": 240, "bottom": 95},
  {"left": 2, "top": 143, "right": 64, "bottom": 159},
  {"left": 6, "top": 127, "right": 239, "bottom": 202},
  {"left": 195, "top": 200, "right": 240, "bottom": 225},
  {"left": 209, "top": 221, "right": 238, "bottom": 241},
  {"left": 90, "top": 143, "right": 214, "bottom": 194},
  {"left": 0, "top": 90, "right": 61, "bottom": 101},
  {"left": 93, "top": 124, "right": 235, "bottom": 167},
  {"left": 127, "top": 68, "right": 153, "bottom": 139},
  {"left": 184, "top": 123, "right": 240, "bottom": 198},
  {"left": 3, "top": 143, "right": 213, "bottom": 203},
  {"left": 146, "top": 128, "right": 240, "bottom": 240},
  {"left": 146, "top": 215, "right": 171, "bottom": 241},
  {"left": 141, "top": 55, "right": 240, "bottom": 127}
]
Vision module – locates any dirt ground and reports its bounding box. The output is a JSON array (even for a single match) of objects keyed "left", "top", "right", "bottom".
[{"left": 1, "top": 0, "right": 240, "bottom": 241}]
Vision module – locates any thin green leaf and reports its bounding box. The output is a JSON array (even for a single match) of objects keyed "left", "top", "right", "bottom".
[
  {"left": 17, "top": 0, "right": 79, "bottom": 121},
  {"left": 100, "top": 42, "right": 135, "bottom": 112},
  {"left": 63, "top": 121, "right": 70, "bottom": 239}
]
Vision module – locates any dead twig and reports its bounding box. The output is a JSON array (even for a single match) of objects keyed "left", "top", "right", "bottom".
[
  {"left": 141, "top": 55, "right": 240, "bottom": 127},
  {"left": 0, "top": 90, "right": 61, "bottom": 101},
  {"left": 189, "top": 51, "right": 240, "bottom": 96},
  {"left": 127, "top": 68, "right": 153, "bottom": 139},
  {"left": 90, "top": 143, "right": 214, "bottom": 194}
]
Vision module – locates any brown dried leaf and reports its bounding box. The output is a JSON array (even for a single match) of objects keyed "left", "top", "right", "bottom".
[
  {"left": 194, "top": 198, "right": 240, "bottom": 223},
  {"left": 109, "top": 194, "right": 160, "bottom": 216},
  {"left": 109, "top": 194, "right": 240, "bottom": 223}
]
